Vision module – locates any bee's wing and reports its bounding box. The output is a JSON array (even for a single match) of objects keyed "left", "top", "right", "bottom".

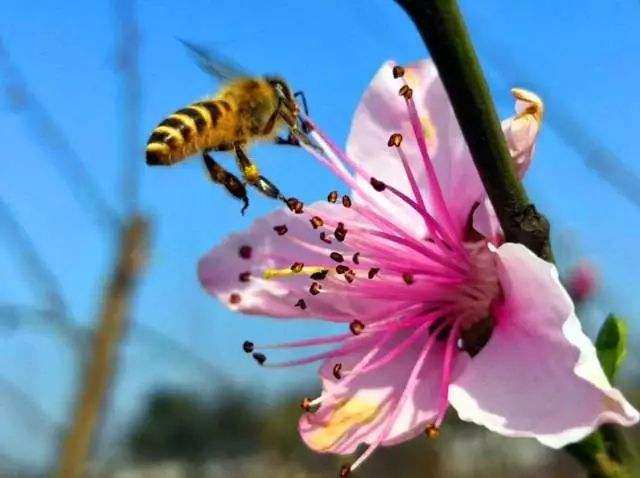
[{"left": 179, "top": 38, "right": 250, "bottom": 82}]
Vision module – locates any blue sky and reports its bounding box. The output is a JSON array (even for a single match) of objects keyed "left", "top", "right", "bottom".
[{"left": 1, "top": 0, "right": 639, "bottom": 469}]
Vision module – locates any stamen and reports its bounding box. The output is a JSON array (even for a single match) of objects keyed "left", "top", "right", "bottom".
[
  {"left": 392, "top": 65, "right": 405, "bottom": 78},
  {"left": 402, "top": 273, "right": 414, "bottom": 285},
  {"left": 273, "top": 224, "right": 288, "bottom": 236},
  {"left": 334, "top": 222, "right": 348, "bottom": 242},
  {"left": 345, "top": 270, "right": 356, "bottom": 283},
  {"left": 263, "top": 266, "right": 325, "bottom": 280},
  {"left": 253, "top": 332, "right": 351, "bottom": 351},
  {"left": 310, "top": 269, "right": 329, "bottom": 280},
  {"left": 252, "top": 352, "right": 266, "bottom": 365},
  {"left": 320, "top": 231, "right": 332, "bottom": 244},
  {"left": 368, "top": 267, "right": 380, "bottom": 279},
  {"left": 310, "top": 216, "right": 324, "bottom": 229},
  {"left": 425, "top": 424, "right": 440, "bottom": 439},
  {"left": 435, "top": 320, "right": 462, "bottom": 427},
  {"left": 349, "top": 320, "right": 365, "bottom": 335},
  {"left": 398, "top": 84, "right": 413, "bottom": 100},
  {"left": 300, "top": 397, "right": 320, "bottom": 413},
  {"left": 229, "top": 293, "right": 241, "bottom": 304},
  {"left": 287, "top": 197, "right": 304, "bottom": 214},
  {"left": 387, "top": 133, "right": 403, "bottom": 147},
  {"left": 370, "top": 177, "right": 386, "bottom": 192},
  {"left": 242, "top": 341, "right": 254, "bottom": 353},
  {"left": 333, "top": 363, "right": 342, "bottom": 379},
  {"left": 295, "top": 298, "right": 307, "bottom": 310},
  {"left": 342, "top": 195, "right": 352, "bottom": 208},
  {"left": 352, "top": 252, "right": 360, "bottom": 264},
  {"left": 291, "top": 262, "right": 304, "bottom": 273},
  {"left": 238, "top": 271, "right": 251, "bottom": 282},
  {"left": 330, "top": 252, "right": 344, "bottom": 262},
  {"left": 327, "top": 190, "right": 338, "bottom": 203},
  {"left": 238, "top": 245, "right": 252, "bottom": 259},
  {"left": 336, "top": 265, "right": 349, "bottom": 274},
  {"left": 309, "top": 282, "right": 322, "bottom": 295}
]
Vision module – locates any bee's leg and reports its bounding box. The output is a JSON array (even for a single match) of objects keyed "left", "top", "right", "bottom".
[
  {"left": 293, "top": 91, "right": 310, "bottom": 116},
  {"left": 234, "top": 143, "right": 288, "bottom": 204},
  {"left": 274, "top": 133, "right": 300, "bottom": 146},
  {"left": 202, "top": 151, "right": 249, "bottom": 214}
]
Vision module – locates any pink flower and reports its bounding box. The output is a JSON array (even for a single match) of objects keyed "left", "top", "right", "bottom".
[
  {"left": 199, "top": 60, "right": 638, "bottom": 474},
  {"left": 566, "top": 260, "right": 599, "bottom": 303}
]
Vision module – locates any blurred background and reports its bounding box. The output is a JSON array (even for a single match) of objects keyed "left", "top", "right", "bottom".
[{"left": 0, "top": 0, "right": 639, "bottom": 476}]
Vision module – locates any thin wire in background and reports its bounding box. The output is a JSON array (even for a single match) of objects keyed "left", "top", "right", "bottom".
[{"left": 0, "top": 38, "right": 122, "bottom": 234}]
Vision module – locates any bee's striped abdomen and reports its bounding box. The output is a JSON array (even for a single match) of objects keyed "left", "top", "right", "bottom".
[{"left": 146, "top": 99, "right": 232, "bottom": 166}]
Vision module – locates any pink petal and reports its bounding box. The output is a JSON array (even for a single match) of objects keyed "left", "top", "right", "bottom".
[
  {"left": 472, "top": 89, "right": 543, "bottom": 242},
  {"left": 449, "top": 243, "right": 639, "bottom": 448},
  {"left": 197, "top": 202, "right": 390, "bottom": 321},
  {"left": 299, "top": 332, "right": 443, "bottom": 454}
]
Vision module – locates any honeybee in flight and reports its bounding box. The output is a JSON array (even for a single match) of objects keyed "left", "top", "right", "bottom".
[{"left": 146, "top": 40, "right": 312, "bottom": 213}]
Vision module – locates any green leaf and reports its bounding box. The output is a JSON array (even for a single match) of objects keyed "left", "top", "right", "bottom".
[{"left": 595, "top": 314, "right": 628, "bottom": 383}]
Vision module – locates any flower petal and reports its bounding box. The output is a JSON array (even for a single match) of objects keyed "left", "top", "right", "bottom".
[
  {"left": 299, "top": 331, "right": 443, "bottom": 454},
  {"left": 449, "top": 243, "right": 639, "bottom": 448},
  {"left": 198, "top": 202, "right": 392, "bottom": 321}
]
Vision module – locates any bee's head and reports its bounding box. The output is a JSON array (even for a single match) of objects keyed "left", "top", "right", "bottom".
[{"left": 266, "top": 76, "right": 297, "bottom": 116}]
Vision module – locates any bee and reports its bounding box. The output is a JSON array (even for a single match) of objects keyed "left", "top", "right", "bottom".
[{"left": 145, "top": 40, "right": 312, "bottom": 214}]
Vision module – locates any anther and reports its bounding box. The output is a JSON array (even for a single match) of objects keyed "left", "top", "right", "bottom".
[
  {"left": 352, "top": 252, "right": 360, "bottom": 264},
  {"left": 327, "top": 190, "right": 338, "bottom": 203},
  {"left": 334, "top": 222, "right": 348, "bottom": 242},
  {"left": 333, "top": 363, "right": 342, "bottom": 380},
  {"left": 310, "top": 282, "right": 322, "bottom": 295},
  {"left": 336, "top": 265, "right": 349, "bottom": 274},
  {"left": 238, "top": 271, "right": 251, "bottom": 282},
  {"left": 229, "top": 293, "right": 242, "bottom": 304},
  {"left": 345, "top": 270, "right": 356, "bottom": 283},
  {"left": 310, "top": 216, "right": 324, "bottom": 229},
  {"left": 330, "top": 252, "right": 344, "bottom": 262},
  {"left": 402, "top": 273, "right": 414, "bottom": 285},
  {"left": 252, "top": 352, "right": 266, "bottom": 365},
  {"left": 392, "top": 65, "right": 405, "bottom": 78},
  {"left": 319, "top": 231, "right": 332, "bottom": 244},
  {"left": 295, "top": 298, "right": 307, "bottom": 310},
  {"left": 370, "top": 177, "right": 386, "bottom": 192},
  {"left": 341, "top": 195, "right": 352, "bottom": 208},
  {"left": 310, "top": 269, "right": 329, "bottom": 280},
  {"left": 425, "top": 424, "right": 440, "bottom": 439},
  {"left": 399, "top": 84, "right": 413, "bottom": 100},
  {"left": 300, "top": 397, "right": 313, "bottom": 412},
  {"left": 349, "top": 320, "right": 365, "bottom": 335},
  {"left": 242, "top": 341, "right": 254, "bottom": 353},
  {"left": 291, "top": 262, "right": 304, "bottom": 273},
  {"left": 368, "top": 267, "right": 380, "bottom": 279},
  {"left": 238, "top": 245, "right": 252, "bottom": 259},
  {"left": 388, "top": 133, "right": 403, "bottom": 147},
  {"left": 287, "top": 197, "right": 304, "bottom": 214},
  {"left": 339, "top": 464, "right": 352, "bottom": 477},
  {"left": 273, "top": 224, "right": 288, "bottom": 236}
]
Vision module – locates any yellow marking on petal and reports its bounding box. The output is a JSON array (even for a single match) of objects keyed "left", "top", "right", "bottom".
[
  {"left": 404, "top": 68, "right": 420, "bottom": 90},
  {"left": 243, "top": 164, "right": 260, "bottom": 183},
  {"left": 420, "top": 114, "right": 437, "bottom": 145},
  {"left": 308, "top": 398, "right": 381, "bottom": 451},
  {"left": 263, "top": 266, "right": 327, "bottom": 280},
  {"left": 511, "top": 87, "right": 544, "bottom": 123}
]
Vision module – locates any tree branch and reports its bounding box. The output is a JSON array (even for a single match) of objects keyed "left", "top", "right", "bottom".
[
  {"left": 395, "top": 0, "right": 552, "bottom": 261},
  {"left": 56, "top": 216, "right": 148, "bottom": 478}
]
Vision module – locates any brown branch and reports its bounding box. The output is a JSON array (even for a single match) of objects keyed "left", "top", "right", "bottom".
[{"left": 56, "top": 216, "right": 148, "bottom": 478}]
